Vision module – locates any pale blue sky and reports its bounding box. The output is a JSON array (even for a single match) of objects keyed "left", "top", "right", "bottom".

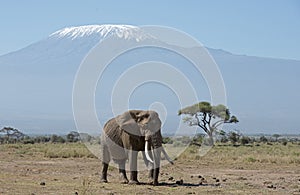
[{"left": 1, "top": 0, "right": 300, "bottom": 60}]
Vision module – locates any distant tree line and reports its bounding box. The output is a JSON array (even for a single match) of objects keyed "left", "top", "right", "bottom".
[
  {"left": 0, "top": 127, "right": 100, "bottom": 144},
  {"left": 1, "top": 126, "right": 298, "bottom": 146},
  {"left": 218, "top": 131, "right": 295, "bottom": 146},
  {"left": 162, "top": 131, "right": 300, "bottom": 147}
]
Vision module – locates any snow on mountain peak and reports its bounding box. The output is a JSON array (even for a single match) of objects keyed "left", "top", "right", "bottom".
[{"left": 49, "top": 24, "right": 152, "bottom": 41}]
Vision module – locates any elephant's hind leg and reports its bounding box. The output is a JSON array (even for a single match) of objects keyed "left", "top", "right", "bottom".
[
  {"left": 100, "top": 162, "right": 109, "bottom": 183},
  {"left": 116, "top": 159, "right": 129, "bottom": 184}
]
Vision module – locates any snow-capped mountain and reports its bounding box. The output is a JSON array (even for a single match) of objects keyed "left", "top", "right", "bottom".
[
  {"left": 0, "top": 25, "right": 154, "bottom": 75},
  {"left": 0, "top": 24, "right": 299, "bottom": 134},
  {"left": 50, "top": 24, "right": 152, "bottom": 41}
]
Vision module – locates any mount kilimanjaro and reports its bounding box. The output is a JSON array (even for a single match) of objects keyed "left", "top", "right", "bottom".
[{"left": 0, "top": 24, "right": 299, "bottom": 134}]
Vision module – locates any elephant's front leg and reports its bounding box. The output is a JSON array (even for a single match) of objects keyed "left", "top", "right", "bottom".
[{"left": 128, "top": 150, "right": 139, "bottom": 184}]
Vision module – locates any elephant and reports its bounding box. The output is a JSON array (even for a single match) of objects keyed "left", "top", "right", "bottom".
[{"left": 100, "top": 110, "right": 173, "bottom": 186}]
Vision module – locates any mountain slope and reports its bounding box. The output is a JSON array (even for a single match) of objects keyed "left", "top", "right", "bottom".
[{"left": 0, "top": 24, "right": 299, "bottom": 134}]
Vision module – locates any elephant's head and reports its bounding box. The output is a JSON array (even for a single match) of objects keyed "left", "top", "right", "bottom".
[
  {"left": 116, "top": 110, "right": 163, "bottom": 160},
  {"left": 136, "top": 110, "right": 162, "bottom": 143},
  {"left": 116, "top": 110, "right": 162, "bottom": 145}
]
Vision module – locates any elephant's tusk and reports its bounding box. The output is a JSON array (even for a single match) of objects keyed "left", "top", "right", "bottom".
[
  {"left": 145, "top": 141, "right": 154, "bottom": 164},
  {"left": 162, "top": 147, "right": 174, "bottom": 165}
]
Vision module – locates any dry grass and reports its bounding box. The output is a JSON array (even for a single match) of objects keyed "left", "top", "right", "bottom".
[
  {"left": 0, "top": 143, "right": 96, "bottom": 159},
  {"left": 0, "top": 142, "right": 299, "bottom": 194},
  {"left": 179, "top": 142, "right": 300, "bottom": 167}
]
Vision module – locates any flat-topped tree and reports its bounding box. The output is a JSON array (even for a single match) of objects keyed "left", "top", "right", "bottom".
[
  {"left": 178, "top": 102, "right": 239, "bottom": 145},
  {"left": 0, "top": 127, "right": 25, "bottom": 143}
]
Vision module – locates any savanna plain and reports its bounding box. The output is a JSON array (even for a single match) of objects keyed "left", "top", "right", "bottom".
[{"left": 0, "top": 141, "right": 300, "bottom": 195}]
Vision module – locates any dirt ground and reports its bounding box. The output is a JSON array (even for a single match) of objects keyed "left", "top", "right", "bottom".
[{"left": 0, "top": 144, "right": 299, "bottom": 195}]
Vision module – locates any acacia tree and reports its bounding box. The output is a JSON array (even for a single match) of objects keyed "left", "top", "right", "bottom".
[
  {"left": 67, "top": 131, "right": 80, "bottom": 142},
  {"left": 178, "top": 102, "right": 239, "bottom": 145},
  {"left": 0, "top": 127, "right": 24, "bottom": 143}
]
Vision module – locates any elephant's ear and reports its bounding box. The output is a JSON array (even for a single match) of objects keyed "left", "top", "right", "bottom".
[{"left": 116, "top": 111, "right": 142, "bottom": 136}]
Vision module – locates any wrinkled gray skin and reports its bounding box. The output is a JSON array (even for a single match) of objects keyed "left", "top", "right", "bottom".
[{"left": 100, "top": 110, "right": 164, "bottom": 185}]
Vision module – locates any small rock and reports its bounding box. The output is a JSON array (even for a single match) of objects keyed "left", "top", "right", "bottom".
[
  {"left": 238, "top": 177, "right": 247, "bottom": 181},
  {"left": 40, "top": 182, "right": 46, "bottom": 186},
  {"left": 215, "top": 179, "right": 220, "bottom": 182},
  {"left": 74, "top": 192, "right": 78, "bottom": 195},
  {"left": 198, "top": 175, "right": 202, "bottom": 178},
  {"left": 190, "top": 175, "right": 193, "bottom": 178},
  {"left": 267, "top": 184, "right": 274, "bottom": 189},
  {"left": 187, "top": 192, "right": 195, "bottom": 194},
  {"left": 263, "top": 181, "right": 272, "bottom": 185},
  {"left": 168, "top": 177, "right": 174, "bottom": 181},
  {"left": 212, "top": 177, "right": 217, "bottom": 180},
  {"left": 222, "top": 178, "right": 227, "bottom": 182},
  {"left": 176, "top": 179, "right": 183, "bottom": 185}
]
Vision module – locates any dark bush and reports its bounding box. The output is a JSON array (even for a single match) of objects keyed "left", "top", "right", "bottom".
[
  {"left": 228, "top": 131, "right": 240, "bottom": 145},
  {"left": 280, "top": 138, "right": 288, "bottom": 146},
  {"left": 51, "top": 135, "right": 66, "bottom": 143},
  {"left": 240, "top": 136, "right": 251, "bottom": 145},
  {"left": 162, "top": 137, "right": 173, "bottom": 144},
  {"left": 259, "top": 136, "right": 268, "bottom": 143}
]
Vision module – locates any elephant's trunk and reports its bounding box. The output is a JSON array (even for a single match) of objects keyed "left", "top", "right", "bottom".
[{"left": 149, "top": 130, "right": 162, "bottom": 148}]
